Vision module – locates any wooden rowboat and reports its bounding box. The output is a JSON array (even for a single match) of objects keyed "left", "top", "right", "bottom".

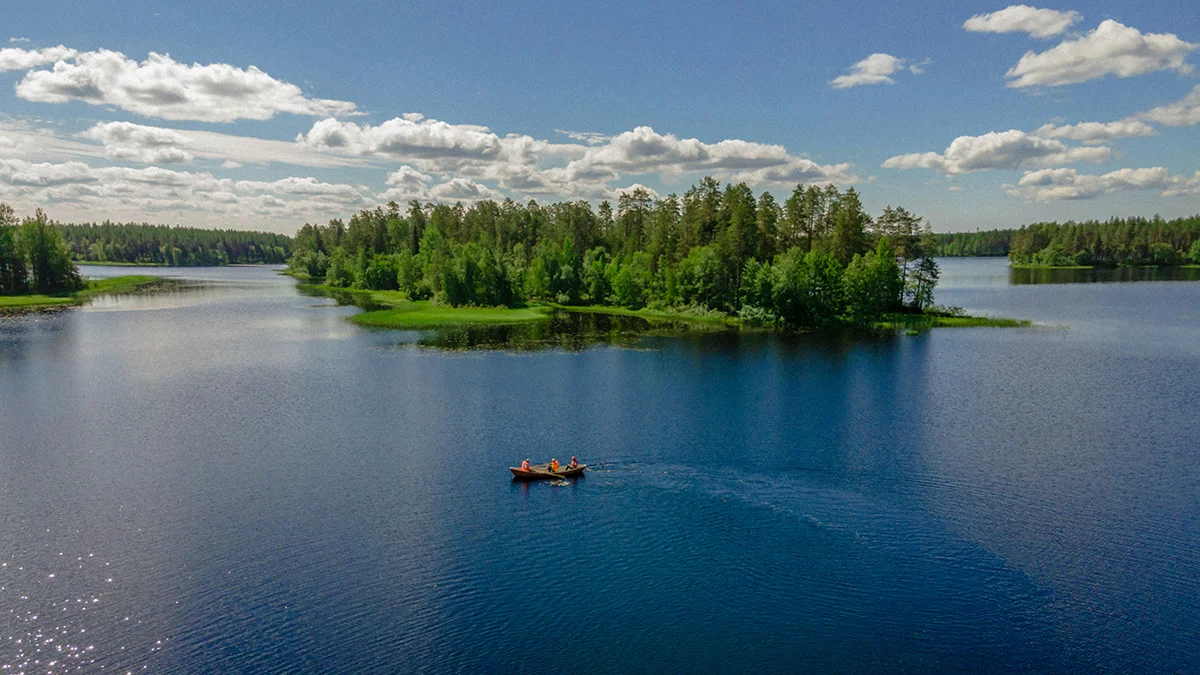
[{"left": 510, "top": 463, "right": 587, "bottom": 480}]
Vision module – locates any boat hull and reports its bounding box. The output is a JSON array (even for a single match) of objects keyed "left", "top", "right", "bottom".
[{"left": 510, "top": 464, "right": 586, "bottom": 481}]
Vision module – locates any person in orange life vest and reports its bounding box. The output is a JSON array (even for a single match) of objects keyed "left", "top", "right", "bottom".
[
  {"left": 521, "top": 459, "right": 531, "bottom": 471},
  {"left": 550, "top": 458, "right": 559, "bottom": 472},
  {"left": 569, "top": 456, "right": 578, "bottom": 469}
]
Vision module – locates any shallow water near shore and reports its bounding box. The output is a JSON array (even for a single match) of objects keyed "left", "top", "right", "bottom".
[{"left": 1, "top": 259, "right": 1198, "bottom": 673}]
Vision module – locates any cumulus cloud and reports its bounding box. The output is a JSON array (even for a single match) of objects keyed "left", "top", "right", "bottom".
[
  {"left": 15, "top": 49, "right": 358, "bottom": 122},
  {"left": 78, "top": 121, "right": 194, "bottom": 163},
  {"left": 729, "top": 159, "right": 859, "bottom": 187},
  {"left": 0, "top": 45, "right": 77, "bottom": 72},
  {"left": 1033, "top": 119, "right": 1157, "bottom": 144},
  {"left": 1003, "top": 166, "right": 1200, "bottom": 200},
  {"left": 45, "top": 120, "right": 364, "bottom": 168},
  {"left": 298, "top": 117, "right": 858, "bottom": 198},
  {"left": 883, "top": 129, "right": 1110, "bottom": 174},
  {"left": 963, "top": 5, "right": 1082, "bottom": 39},
  {"left": 830, "top": 53, "right": 914, "bottom": 89},
  {"left": 298, "top": 116, "right": 502, "bottom": 160},
  {"left": 0, "top": 158, "right": 374, "bottom": 229},
  {"left": 428, "top": 177, "right": 504, "bottom": 202},
  {"left": 378, "top": 165, "right": 434, "bottom": 202},
  {"left": 1139, "top": 84, "right": 1200, "bottom": 126},
  {"left": 1005, "top": 20, "right": 1197, "bottom": 88}
]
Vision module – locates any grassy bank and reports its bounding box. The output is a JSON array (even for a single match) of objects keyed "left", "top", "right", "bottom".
[
  {"left": 551, "top": 303, "right": 738, "bottom": 327},
  {"left": 874, "top": 312, "right": 1031, "bottom": 330},
  {"left": 0, "top": 275, "right": 171, "bottom": 313},
  {"left": 303, "top": 282, "right": 1029, "bottom": 333},
  {"left": 302, "top": 284, "right": 552, "bottom": 329},
  {"left": 352, "top": 302, "right": 551, "bottom": 329}
]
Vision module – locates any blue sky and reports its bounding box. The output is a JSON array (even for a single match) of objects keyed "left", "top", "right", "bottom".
[{"left": 1, "top": 0, "right": 1198, "bottom": 233}]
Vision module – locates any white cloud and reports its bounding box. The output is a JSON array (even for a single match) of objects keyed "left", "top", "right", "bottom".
[
  {"left": 830, "top": 53, "right": 913, "bottom": 89},
  {"left": 574, "top": 126, "right": 790, "bottom": 172},
  {"left": 9, "top": 38, "right": 32, "bottom": 43},
  {"left": 385, "top": 165, "right": 434, "bottom": 189},
  {"left": 1033, "top": 119, "right": 1157, "bottom": 144},
  {"left": 555, "top": 129, "right": 611, "bottom": 145},
  {"left": 0, "top": 158, "right": 375, "bottom": 230},
  {"left": 883, "top": 129, "right": 1110, "bottom": 174},
  {"left": 0, "top": 45, "right": 77, "bottom": 72},
  {"left": 78, "top": 121, "right": 194, "bottom": 163},
  {"left": 963, "top": 5, "right": 1082, "bottom": 39},
  {"left": 378, "top": 165, "right": 434, "bottom": 202},
  {"left": 729, "top": 159, "right": 859, "bottom": 187},
  {"left": 0, "top": 121, "right": 112, "bottom": 163},
  {"left": 428, "top": 177, "right": 504, "bottom": 203},
  {"left": 15, "top": 48, "right": 358, "bottom": 122},
  {"left": 1003, "top": 166, "right": 1200, "bottom": 200},
  {"left": 299, "top": 118, "right": 858, "bottom": 198},
  {"left": 1005, "top": 20, "right": 1197, "bottom": 88},
  {"left": 31, "top": 119, "right": 367, "bottom": 168},
  {"left": 1139, "top": 84, "right": 1200, "bottom": 126},
  {"left": 220, "top": 160, "right": 243, "bottom": 170},
  {"left": 297, "top": 115, "right": 503, "bottom": 161}
]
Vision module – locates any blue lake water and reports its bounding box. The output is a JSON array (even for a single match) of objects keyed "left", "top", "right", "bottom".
[{"left": 1, "top": 259, "right": 1198, "bottom": 673}]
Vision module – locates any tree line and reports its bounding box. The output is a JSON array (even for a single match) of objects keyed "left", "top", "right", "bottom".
[
  {"left": 288, "top": 178, "right": 943, "bottom": 327},
  {"left": 935, "top": 229, "right": 1015, "bottom": 257},
  {"left": 60, "top": 222, "right": 291, "bottom": 266},
  {"left": 0, "top": 204, "right": 84, "bottom": 295},
  {"left": 1007, "top": 216, "right": 1200, "bottom": 267}
]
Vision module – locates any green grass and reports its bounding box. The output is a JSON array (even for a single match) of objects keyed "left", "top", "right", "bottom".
[
  {"left": 0, "top": 275, "right": 170, "bottom": 313},
  {"left": 551, "top": 303, "right": 739, "bottom": 326},
  {"left": 0, "top": 294, "right": 79, "bottom": 309},
  {"left": 351, "top": 301, "right": 551, "bottom": 329},
  {"left": 304, "top": 282, "right": 1031, "bottom": 333},
  {"left": 874, "top": 312, "right": 1030, "bottom": 330}
]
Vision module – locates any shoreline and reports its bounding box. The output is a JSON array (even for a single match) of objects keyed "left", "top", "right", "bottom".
[
  {"left": 0, "top": 276, "right": 176, "bottom": 313},
  {"left": 299, "top": 281, "right": 1028, "bottom": 333}
]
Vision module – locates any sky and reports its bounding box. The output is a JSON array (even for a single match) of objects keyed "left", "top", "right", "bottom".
[{"left": 1, "top": 0, "right": 1198, "bottom": 234}]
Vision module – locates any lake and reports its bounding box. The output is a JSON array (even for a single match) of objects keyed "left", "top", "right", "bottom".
[{"left": 1, "top": 258, "right": 1198, "bottom": 673}]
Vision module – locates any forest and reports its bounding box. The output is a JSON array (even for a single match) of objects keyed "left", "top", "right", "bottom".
[
  {"left": 935, "top": 229, "right": 1015, "bottom": 257},
  {"left": 60, "top": 222, "right": 291, "bottom": 266},
  {"left": 1007, "top": 216, "right": 1200, "bottom": 267},
  {"left": 287, "top": 179, "right": 943, "bottom": 328},
  {"left": 0, "top": 203, "right": 84, "bottom": 295}
]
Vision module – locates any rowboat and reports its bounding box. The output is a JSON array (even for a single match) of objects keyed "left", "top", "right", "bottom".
[{"left": 510, "top": 463, "right": 587, "bottom": 480}]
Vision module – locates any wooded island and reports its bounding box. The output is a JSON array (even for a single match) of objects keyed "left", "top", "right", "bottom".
[{"left": 288, "top": 179, "right": 956, "bottom": 330}]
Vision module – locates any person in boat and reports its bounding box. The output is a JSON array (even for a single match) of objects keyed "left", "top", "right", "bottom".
[
  {"left": 521, "top": 459, "right": 531, "bottom": 472},
  {"left": 550, "top": 458, "right": 559, "bottom": 472},
  {"left": 569, "top": 456, "right": 578, "bottom": 469}
]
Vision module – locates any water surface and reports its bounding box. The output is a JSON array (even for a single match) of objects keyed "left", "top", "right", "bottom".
[{"left": 1, "top": 259, "right": 1197, "bottom": 673}]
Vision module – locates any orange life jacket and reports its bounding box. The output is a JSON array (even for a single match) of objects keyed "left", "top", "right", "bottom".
[
  {"left": 550, "top": 460, "right": 559, "bottom": 471},
  {"left": 521, "top": 460, "right": 530, "bottom": 471}
]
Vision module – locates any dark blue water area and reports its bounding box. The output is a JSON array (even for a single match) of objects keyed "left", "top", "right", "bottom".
[{"left": 1, "top": 261, "right": 1198, "bottom": 673}]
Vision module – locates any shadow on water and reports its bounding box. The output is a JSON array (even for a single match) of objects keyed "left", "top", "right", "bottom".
[
  {"left": 1011, "top": 266, "right": 1200, "bottom": 285},
  {"left": 419, "top": 311, "right": 659, "bottom": 351}
]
